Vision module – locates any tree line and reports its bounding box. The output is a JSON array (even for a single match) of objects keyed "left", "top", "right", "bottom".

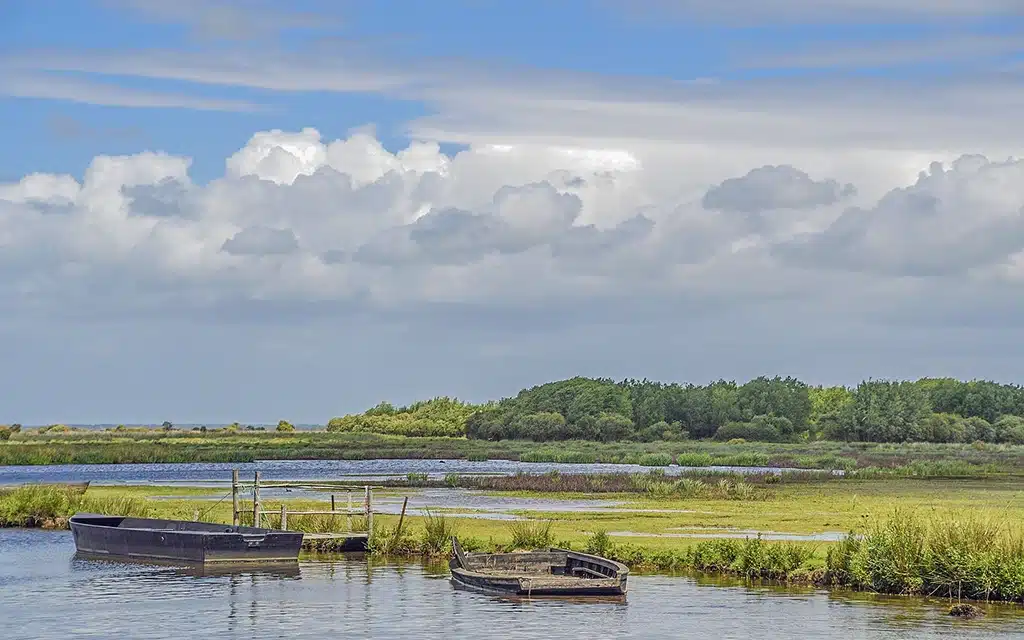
[{"left": 326, "top": 376, "right": 1024, "bottom": 444}]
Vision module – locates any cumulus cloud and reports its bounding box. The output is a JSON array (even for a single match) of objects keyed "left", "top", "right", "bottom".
[
  {"left": 2, "top": 126, "right": 1024, "bottom": 326},
  {"left": 774, "top": 155, "right": 1024, "bottom": 277},
  {"left": 222, "top": 226, "right": 300, "bottom": 256},
  {"left": 702, "top": 165, "right": 855, "bottom": 214}
]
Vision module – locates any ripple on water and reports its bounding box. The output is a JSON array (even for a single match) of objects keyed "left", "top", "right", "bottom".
[{"left": 1, "top": 530, "right": 1021, "bottom": 639}]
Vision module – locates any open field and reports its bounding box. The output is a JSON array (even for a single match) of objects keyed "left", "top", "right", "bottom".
[{"left": 4, "top": 430, "right": 1024, "bottom": 473}]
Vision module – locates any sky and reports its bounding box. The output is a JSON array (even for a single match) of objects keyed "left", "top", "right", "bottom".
[{"left": 3, "top": 1, "right": 1024, "bottom": 424}]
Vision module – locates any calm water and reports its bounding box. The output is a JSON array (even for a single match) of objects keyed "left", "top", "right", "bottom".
[
  {"left": 0, "top": 459, "right": 831, "bottom": 487},
  {"left": 2, "top": 530, "right": 1021, "bottom": 639}
]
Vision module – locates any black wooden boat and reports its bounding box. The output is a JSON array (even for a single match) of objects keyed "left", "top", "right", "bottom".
[
  {"left": 449, "top": 537, "right": 628, "bottom": 597},
  {"left": 69, "top": 513, "right": 303, "bottom": 564}
]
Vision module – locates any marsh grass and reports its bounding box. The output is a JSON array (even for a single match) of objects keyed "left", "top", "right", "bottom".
[
  {"left": 638, "top": 453, "right": 673, "bottom": 467},
  {"left": 5, "top": 431, "right": 1024, "bottom": 474},
  {"left": 421, "top": 509, "right": 459, "bottom": 555},
  {"left": 825, "top": 511, "right": 1024, "bottom": 602},
  {"left": 506, "top": 519, "right": 554, "bottom": 549},
  {"left": 593, "top": 531, "right": 816, "bottom": 580},
  {"left": 0, "top": 486, "right": 150, "bottom": 528}
]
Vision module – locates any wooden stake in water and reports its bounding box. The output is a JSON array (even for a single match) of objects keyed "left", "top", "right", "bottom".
[
  {"left": 347, "top": 490, "right": 353, "bottom": 532},
  {"left": 280, "top": 504, "right": 287, "bottom": 531},
  {"left": 253, "top": 471, "right": 262, "bottom": 528},
  {"left": 230, "top": 468, "right": 239, "bottom": 524}
]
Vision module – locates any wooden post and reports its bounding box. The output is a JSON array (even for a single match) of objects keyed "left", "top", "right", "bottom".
[
  {"left": 279, "top": 504, "right": 287, "bottom": 530},
  {"left": 365, "top": 486, "right": 373, "bottom": 535},
  {"left": 231, "top": 469, "right": 240, "bottom": 527},
  {"left": 193, "top": 509, "right": 200, "bottom": 522},
  {"left": 395, "top": 497, "right": 408, "bottom": 535},
  {"left": 331, "top": 494, "right": 336, "bottom": 512},
  {"left": 253, "top": 471, "right": 262, "bottom": 528},
  {"left": 347, "top": 490, "right": 352, "bottom": 532}
]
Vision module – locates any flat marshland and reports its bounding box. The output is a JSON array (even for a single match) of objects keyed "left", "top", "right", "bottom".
[{"left": 4, "top": 472, "right": 1023, "bottom": 603}]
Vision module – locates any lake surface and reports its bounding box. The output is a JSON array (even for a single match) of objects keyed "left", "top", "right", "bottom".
[
  {"left": 0, "top": 458, "right": 831, "bottom": 487},
  {"left": 2, "top": 529, "right": 1021, "bottom": 639}
]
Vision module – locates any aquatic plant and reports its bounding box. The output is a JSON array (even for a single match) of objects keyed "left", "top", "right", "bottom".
[
  {"left": 638, "top": 453, "right": 673, "bottom": 467},
  {"left": 421, "top": 509, "right": 459, "bottom": 555},
  {"left": 825, "top": 511, "right": 1024, "bottom": 603},
  {"left": 506, "top": 519, "right": 554, "bottom": 549}
]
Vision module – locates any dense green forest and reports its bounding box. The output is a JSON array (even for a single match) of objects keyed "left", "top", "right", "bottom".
[{"left": 325, "top": 376, "right": 1024, "bottom": 444}]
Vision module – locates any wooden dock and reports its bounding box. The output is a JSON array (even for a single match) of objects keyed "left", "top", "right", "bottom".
[
  {"left": 231, "top": 470, "right": 379, "bottom": 553},
  {"left": 302, "top": 532, "right": 370, "bottom": 552}
]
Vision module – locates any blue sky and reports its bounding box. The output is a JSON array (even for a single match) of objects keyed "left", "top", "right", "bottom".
[{"left": 3, "top": 1, "right": 1024, "bottom": 423}]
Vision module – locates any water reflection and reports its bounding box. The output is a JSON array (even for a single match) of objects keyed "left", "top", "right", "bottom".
[{"left": 1, "top": 529, "right": 1021, "bottom": 639}]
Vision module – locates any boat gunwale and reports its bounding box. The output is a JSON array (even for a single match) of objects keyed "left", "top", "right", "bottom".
[
  {"left": 69, "top": 513, "right": 301, "bottom": 539},
  {"left": 449, "top": 538, "right": 629, "bottom": 595}
]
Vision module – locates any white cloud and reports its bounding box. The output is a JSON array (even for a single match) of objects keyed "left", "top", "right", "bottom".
[
  {"left": 1, "top": 126, "right": 1024, "bottom": 326},
  {"left": 13, "top": 48, "right": 1024, "bottom": 158},
  {"left": 0, "top": 72, "right": 263, "bottom": 112},
  {"left": 610, "top": 0, "right": 1024, "bottom": 23},
  {"left": 103, "top": 0, "right": 339, "bottom": 41},
  {"left": 734, "top": 33, "right": 1024, "bottom": 70}
]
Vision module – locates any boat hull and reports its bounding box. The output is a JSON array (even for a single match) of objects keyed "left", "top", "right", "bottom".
[
  {"left": 69, "top": 514, "right": 303, "bottom": 564},
  {"left": 448, "top": 539, "right": 628, "bottom": 597}
]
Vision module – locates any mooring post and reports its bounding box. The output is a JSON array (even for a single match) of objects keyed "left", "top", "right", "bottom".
[
  {"left": 231, "top": 469, "right": 240, "bottom": 527},
  {"left": 396, "top": 496, "right": 408, "bottom": 535},
  {"left": 253, "top": 471, "right": 262, "bottom": 528},
  {"left": 364, "top": 485, "right": 373, "bottom": 535},
  {"left": 347, "top": 490, "right": 353, "bottom": 531},
  {"left": 280, "top": 504, "right": 287, "bottom": 530}
]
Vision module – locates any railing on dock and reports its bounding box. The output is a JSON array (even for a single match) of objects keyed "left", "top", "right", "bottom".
[{"left": 229, "top": 469, "right": 384, "bottom": 535}]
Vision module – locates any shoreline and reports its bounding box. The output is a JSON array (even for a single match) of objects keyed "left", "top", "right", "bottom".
[{"left": 3, "top": 478, "right": 1024, "bottom": 607}]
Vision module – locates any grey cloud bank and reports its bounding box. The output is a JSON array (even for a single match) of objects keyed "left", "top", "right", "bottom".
[{"left": 3, "top": 128, "right": 1024, "bottom": 423}]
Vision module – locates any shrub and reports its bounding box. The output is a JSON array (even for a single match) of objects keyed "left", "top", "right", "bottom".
[
  {"left": 995, "top": 415, "right": 1024, "bottom": 445},
  {"left": 714, "top": 421, "right": 782, "bottom": 443},
  {"left": 276, "top": 420, "right": 296, "bottom": 432}
]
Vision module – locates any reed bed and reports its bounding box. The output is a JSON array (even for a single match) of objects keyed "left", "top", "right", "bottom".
[
  {"left": 5, "top": 431, "right": 1024, "bottom": 474},
  {"left": 0, "top": 486, "right": 150, "bottom": 528},
  {"left": 825, "top": 511, "right": 1024, "bottom": 603}
]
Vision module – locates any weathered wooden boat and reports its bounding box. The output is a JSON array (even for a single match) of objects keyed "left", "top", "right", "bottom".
[
  {"left": 69, "top": 513, "right": 303, "bottom": 564},
  {"left": 449, "top": 538, "right": 628, "bottom": 597}
]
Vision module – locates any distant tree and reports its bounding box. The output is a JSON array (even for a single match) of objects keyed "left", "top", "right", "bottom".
[
  {"left": 276, "top": 420, "right": 296, "bottom": 432},
  {"left": 832, "top": 380, "right": 931, "bottom": 442},
  {"left": 161, "top": 421, "right": 174, "bottom": 431},
  {"left": 994, "top": 415, "right": 1024, "bottom": 444}
]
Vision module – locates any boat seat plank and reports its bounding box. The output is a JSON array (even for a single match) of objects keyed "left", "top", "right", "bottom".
[{"left": 570, "top": 566, "right": 607, "bottom": 578}]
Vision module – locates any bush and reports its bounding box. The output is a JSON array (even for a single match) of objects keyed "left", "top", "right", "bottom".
[
  {"left": 714, "top": 420, "right": 782, "bottom": 442},
  {"left": 327, "top": 397, "right": 478, "bottom": 437},
  {"left": 276, "top": 420, "right": 295, "bottom": 432},
  {"left": 995, "top": 415, "right": 1024, "bottom": 444}
]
